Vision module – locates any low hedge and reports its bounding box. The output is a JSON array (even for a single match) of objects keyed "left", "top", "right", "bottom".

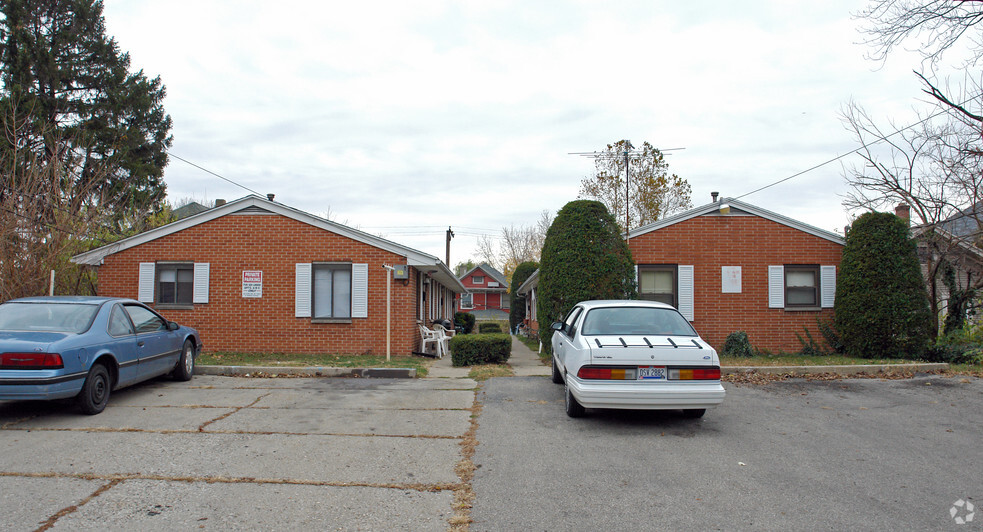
[
  {"left": 478, "top": 322, "right": 503, "bottom": 334},
  {"left": 450, "top": 333, "right": 511, "bottom": 366}
]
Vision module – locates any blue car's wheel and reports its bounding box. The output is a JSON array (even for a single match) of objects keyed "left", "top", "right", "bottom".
[
  {"left": 172, "top": 339, "right": 195, "bottom": 381},
  {"left": 77, "top": 364, "right": 110, "bottom": 415}
]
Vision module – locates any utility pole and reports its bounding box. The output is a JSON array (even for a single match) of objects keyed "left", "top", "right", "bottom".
[{"left": 445, "top": 226, "right": 455, "bottom": 267}]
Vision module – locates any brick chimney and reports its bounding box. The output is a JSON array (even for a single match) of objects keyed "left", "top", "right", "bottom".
[{"left": 895, "top": 203, "right": 910, "bottom": 222}]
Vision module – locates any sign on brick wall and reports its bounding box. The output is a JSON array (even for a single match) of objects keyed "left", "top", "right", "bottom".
[{"left": 243, "top": 270, "right": 263, "bottom": 298}]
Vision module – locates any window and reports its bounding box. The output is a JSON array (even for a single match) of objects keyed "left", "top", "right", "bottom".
[
  {"left": 785, "top": 265, "right": 819, "bottom": 307},
  {"left": 472, "top": 275, "right": 484, "bottom": 284},
  {"left": 461, "top": 293, "right": 474, "bottom": 309},
  {"left": 561, "top": 306, "right": 583, "bottom": 336},
  {"left": 639, "top": 266, "right": 676, "bottom": 307},
  {"left": 108, "top": 305, "right": 135, "bottom": 337},
  {"left": 157, "top": 263, "right": 193, "bottom": 305},
  {"left": 124, "top": 304, "right": 167, "bottom": 333},
  {"left": 313, "top": 264, "right": 352, "bottom": 319}
]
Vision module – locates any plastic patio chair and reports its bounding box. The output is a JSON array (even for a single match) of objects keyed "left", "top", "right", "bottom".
[
  {"left": 433, "top": 323, "right": 454, "bottom": 356},
  {"left": 419, "top": 325, "right": 443, "bottom": 358}
]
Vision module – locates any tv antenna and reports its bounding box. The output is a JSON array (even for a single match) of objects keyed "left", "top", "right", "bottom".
[{"left": 570, "top": 143, "right": 685, "bottom": 243}]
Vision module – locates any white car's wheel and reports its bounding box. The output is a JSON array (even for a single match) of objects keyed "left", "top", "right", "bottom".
[
  {"left": 682, "top": 408, "right": 706, "bottom": 419},
  {"left": 551, "top": 356, "right": 563, "bottom": 384},
  {"left": 564, "top": 381, "right": 585, "bottom": 418}
]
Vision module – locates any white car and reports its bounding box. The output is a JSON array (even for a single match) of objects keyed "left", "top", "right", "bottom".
[{"left": 551, "top": 300, "right": 725, "bottom": 418}]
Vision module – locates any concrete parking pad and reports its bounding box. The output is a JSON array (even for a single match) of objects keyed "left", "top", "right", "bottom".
[
  {"left": 0, "top": 375, "right": 476, "bottom": 530},
  {"left": 50, "top": 479, "right": 452, "bottom": 531}
]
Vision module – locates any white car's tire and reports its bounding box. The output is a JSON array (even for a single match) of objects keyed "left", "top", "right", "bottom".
[
  {"left": 551, "top": 357, "right": 563, "bottom": 384},
  {"left": 564, "top": 382, "right": 585, "bottom": 418}
]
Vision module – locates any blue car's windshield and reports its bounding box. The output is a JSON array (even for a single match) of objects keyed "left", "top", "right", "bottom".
[
  {"left": 0, "top": 303, "right": 99, "bottom": 333},
  {"left": 580, "top": 307, "right": 697, "bottom": 337}
]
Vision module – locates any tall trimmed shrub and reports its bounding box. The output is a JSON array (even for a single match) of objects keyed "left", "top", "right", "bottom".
[
  {"left": 537, "top": 200, "right": 636, "bottom": 352},
  {"left": 834, "top": 211, "right": 932, "bottom": 359},
  {"left": 509, "top": 261, "right": 539, "bottom": 331}
]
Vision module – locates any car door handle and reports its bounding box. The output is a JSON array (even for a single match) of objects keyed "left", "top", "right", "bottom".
[{"left": 137, "top": 341, "right": 145, "bottom": 347}]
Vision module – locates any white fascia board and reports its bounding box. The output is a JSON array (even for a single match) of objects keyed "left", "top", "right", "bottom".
[
  {"left": 408, "top": 257, "right": 468, "bottom": 293},
  {"left": 516, "top": 269, "right": 539, "bottom": 295},
  {"left": 628, "top": 197, "right": 846, "bottom": 246}
]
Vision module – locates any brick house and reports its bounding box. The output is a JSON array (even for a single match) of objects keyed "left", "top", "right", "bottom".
[
  {"left": 626, "top": 197, "right": 844, "bottom": 353},
  {"left": 71, "top": 195, "right": 465, "bottom": 356},
  {"left": 457, "top": 262, "right": 509, "bottom": 319}
]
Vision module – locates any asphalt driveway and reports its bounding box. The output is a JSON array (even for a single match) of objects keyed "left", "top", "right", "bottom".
[
  {"left": 0, "top": 375, "right": 477, "bottom": 530},
  {"left": 471, "top": 375, "right": 983, "bottom": 530}
]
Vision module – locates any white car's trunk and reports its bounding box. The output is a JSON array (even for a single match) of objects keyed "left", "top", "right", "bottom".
[{"left": 586, "top": 335, "right": 716, "bottom": 367}]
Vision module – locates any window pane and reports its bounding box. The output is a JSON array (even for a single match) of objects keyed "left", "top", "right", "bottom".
[
  {"left": 581, "top": 307, "right": 697, "bottom": 336},
  {"left": 159, "top": 269, "right": 176, "bottom": 283},
  {"left": 787, "top": 287, "right": 817, "bottom": 306},
  {"left": 313, "top": 267, "right": 333, "bottom": 318},
  {"left": 641, "top": 271, "right": 673, "bottom": 292},
  {"left": 159, "top": 282, "right": 176, "bottom": 304},
  {"left": 177, "top": 269, "right": 193, "bottom": 282},
  {"left": 176, "top": 281, "right": 194, "bottom": 304},
  {"left": 109, "top": 306, "right": 134, "bottom": 336},
  {"left": 333, "top": 269, "right": 351, "bottom": 318},
  {"left": 125, "top": 305, "right": 166, "bottom": 333},
  {"left": 786, "top": 271, "right": 816, "bottom": 287}
]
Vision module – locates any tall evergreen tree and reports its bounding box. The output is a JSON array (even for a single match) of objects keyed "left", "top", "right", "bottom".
[
  {"left": 834, "top": 211, "right": 933, "bottom": 359},
  {"left": 537, "top": 200, "right": 636, "bottom": 352},
  {"left": 0, "top": 0, "right": 172, "bottom": 227}
]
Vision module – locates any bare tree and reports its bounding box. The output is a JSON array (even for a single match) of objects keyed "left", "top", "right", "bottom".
[
  {"left": 578, "top": 140, "right": 692, "bottom": 233},
  {"left": 0, "top": 100, "right": 105, "bottom": 299},
  {"left": 841, "top": 98, "right": 983, "bottom": 333}
]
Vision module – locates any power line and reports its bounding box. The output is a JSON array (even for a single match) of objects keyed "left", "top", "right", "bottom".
[
  {"left": 736, "top": 95, "right": 979, "bottom": 200},
  {"left": 168, "top": 152, "right": 263, "bottom": 196}
]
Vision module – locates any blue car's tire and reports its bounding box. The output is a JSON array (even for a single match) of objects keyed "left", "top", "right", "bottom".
[
  {"left": 172, "top": 339, "right": 195, "bottom": 381},
  {"left": 77, "top": 364, "right": 110, "bottom": 415}
]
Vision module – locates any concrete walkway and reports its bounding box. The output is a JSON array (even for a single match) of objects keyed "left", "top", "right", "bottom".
[{"left": 426, "top": 335, "right": 551, "bottom": 378}]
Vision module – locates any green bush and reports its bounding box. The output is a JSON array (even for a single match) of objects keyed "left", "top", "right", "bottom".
[
  {"left": 450, "top": 333, "right": 511, "bottom": 366},
  {"left": 537, "top": 200, "right": 636, "bottom": 353},
  {"left": 478, "top": 322, "right": 503, "bottom": 334},
  {"left": 834, "top": 212, "right": 933, "bottom": 359},
  {"left": 925, "top": 326, "right": 983, "bottom": 364},
  {"left": 454, "top": 312, "right": 476, "bottom": 334},
  {"left": 509, "top": 261, "right": 539, "bottom": 331},
  {"left": 721, "top": 331, "right": 755, "bottom": 358}
]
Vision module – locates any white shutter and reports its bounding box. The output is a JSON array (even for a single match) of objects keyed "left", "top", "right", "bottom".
[
  {"left": 352, "top": 263, "right": 368, "bottom": 318},
  {"left": 634, "top": 265, "right": 639, "bottom": 290},
  {"left": 821, "top": 265, "right": 836, "bottom": 308},
  {"left": 138, "top": 263, "right": 155, "bottom": 303},
  {"left": 193, "top": 263, "right": 210, "bottom": 304},
  {"left": 295, "top": 263, "right": 312, "bottom": 318},
  {"left": 678, "top": 265, "right": 694, "bottom": 321},
  {"left": 768, "top": 265, "right": 785, "bottom": 308}
]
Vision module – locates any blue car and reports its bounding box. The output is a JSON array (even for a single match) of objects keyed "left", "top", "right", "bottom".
[{"left": 0, "top": 296, "right": 202, "bottom": 414}]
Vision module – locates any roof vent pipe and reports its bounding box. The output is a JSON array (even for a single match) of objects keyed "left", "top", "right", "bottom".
[
  {"left": 711, "top": 191, "right": 719, "bottom": 202},
  {"left": 267, "top": 194, "right": 275, "bottom": 202},
  {"left": 214, "top": 199, "right": 226, "bottom": 207}
]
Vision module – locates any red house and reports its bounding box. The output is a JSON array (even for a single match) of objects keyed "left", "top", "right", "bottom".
[
  {"left": 71, "top": 195, "right": 465, "bottom": 356},
  {"left": 627, "top": 197, "right": 844, "bottom": 353},
  {"left": 457, "top": 263, "right": 509, "bottom": 320}
]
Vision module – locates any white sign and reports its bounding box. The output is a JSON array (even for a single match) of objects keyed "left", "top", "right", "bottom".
[
  {"left": 721, "top": 266, "right": 742, "bottom": 293},
  {"left": 242, "top": 270, "right": 263, "bottom": 298}
]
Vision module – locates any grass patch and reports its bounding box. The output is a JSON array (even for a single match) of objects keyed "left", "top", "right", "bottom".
[
  {"left": 721, "top": 354, "right": 915, "bottom": 367},
  {"left": 198, "top": 352, "right": 431, "bottom": 377},
  {"left": 468, "top": 364, "right": 514, "bottom": 381}
]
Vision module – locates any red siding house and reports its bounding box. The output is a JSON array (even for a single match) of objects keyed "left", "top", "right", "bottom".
[
  {"left": 71, "top": 195, "right": 465, "bottom": 356},
  {"left": 457, "top": 263, "right": 509, "bottom": 319},
  {"left": 627, "top": 197, "right": 844, "bottom": 353}
]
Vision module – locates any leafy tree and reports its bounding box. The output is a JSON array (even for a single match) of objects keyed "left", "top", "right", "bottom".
[
  {"left": 537, "top": 200, "right": 636, "bottom": 352},
  {"left": 509, "top": 260, "right": 538, "bottom": 331},
  {"left": 578, "top": 140, "right": 692, "bottom": 233},
  {"left": 0, "top": 0, "right": 173, "bottom": 229},
  {"left": 834, "top": 211, "right": 933, "bottom": 359}
]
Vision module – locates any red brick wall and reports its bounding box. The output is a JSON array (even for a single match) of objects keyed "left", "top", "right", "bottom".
[
  {"left": 628, "top": 214, "right": 843, "bottom": 353},
  {"left": 96, "top": 213, "right": 425, "bottom": 356}
]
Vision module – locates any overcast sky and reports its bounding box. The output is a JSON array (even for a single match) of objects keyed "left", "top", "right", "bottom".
[{"left": 101, "top": 1, "right": 939, "bottom": 266}]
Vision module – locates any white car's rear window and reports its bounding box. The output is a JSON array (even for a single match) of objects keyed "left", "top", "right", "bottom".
[
  {"left": 581, "top": 307, "right": 697, "bottom": 337},
  {"left": 0, "top": 303, "right": 99, "bottom": 333}
]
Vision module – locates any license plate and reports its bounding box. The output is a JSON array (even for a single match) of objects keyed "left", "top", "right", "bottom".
[{"left": 638, "top": 366, "right": 666, "bottom": 380}]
